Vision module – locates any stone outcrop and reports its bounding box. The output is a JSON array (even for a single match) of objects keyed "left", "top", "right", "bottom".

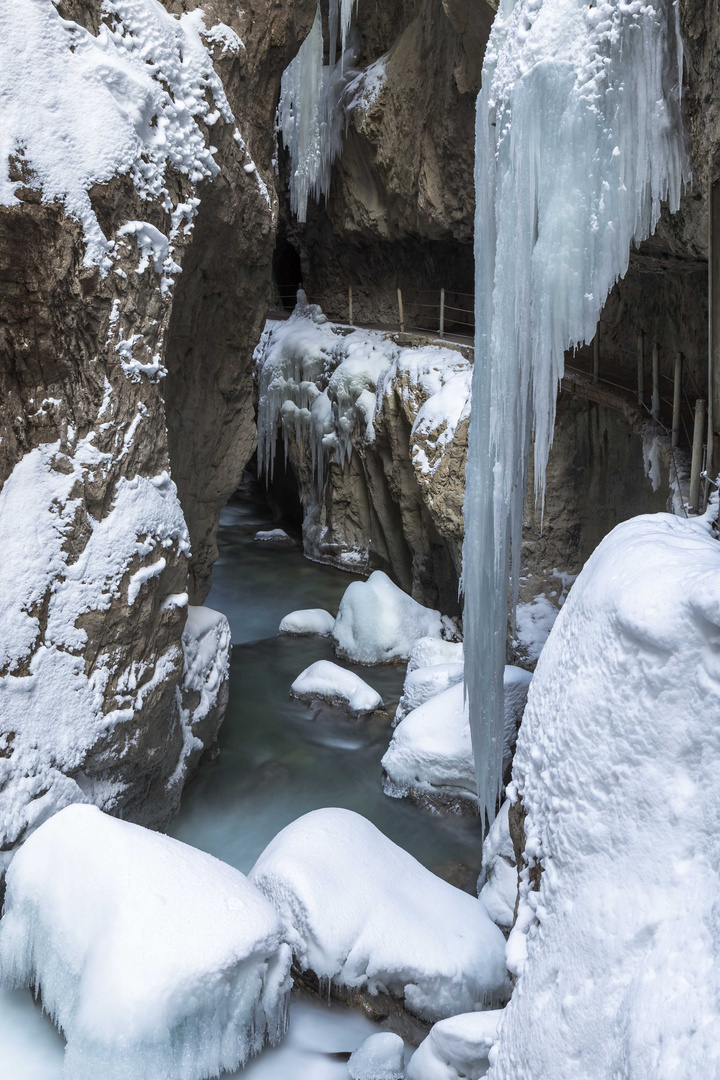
[{"left": 0, "top": 0, "right": 314, "bottom": 869}]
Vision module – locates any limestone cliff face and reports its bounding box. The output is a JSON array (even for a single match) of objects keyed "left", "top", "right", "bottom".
[{"left": 0, "top": 0, "right": 314, "bottom": 867}]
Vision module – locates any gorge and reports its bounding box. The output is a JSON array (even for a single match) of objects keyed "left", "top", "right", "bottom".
[{"left": 1, "top": 0, "right": 719, "bottom": 1077}]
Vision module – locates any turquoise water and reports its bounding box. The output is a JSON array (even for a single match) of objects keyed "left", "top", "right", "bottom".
[{"left": 1, "top": 478, "right": 481, "bottom": 1078}]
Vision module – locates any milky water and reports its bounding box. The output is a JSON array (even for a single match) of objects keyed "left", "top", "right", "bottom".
[{"left": 2, "top": 476, "right": 481, "bottom": 1077}]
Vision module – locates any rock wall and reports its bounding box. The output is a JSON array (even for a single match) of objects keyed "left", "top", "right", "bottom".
[{"left": 0, "top": 0, "right": 314, "bottom": 868}]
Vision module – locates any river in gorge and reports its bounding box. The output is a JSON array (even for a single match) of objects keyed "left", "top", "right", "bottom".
[{"left": 1, "top": 474, "right": 483, "bottom": 1079}]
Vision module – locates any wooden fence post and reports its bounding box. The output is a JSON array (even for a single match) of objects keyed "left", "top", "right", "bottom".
[
  {"left": 651, "top": 342, "right": 660, "bottom": 420},
  {"left": 593, "top": 330, "right": 599, "bottom": 384},
  {"left": 439, "top": 288, "right": 445, "bottom": 338},
  {"left": 689, "top": 398, "right": 707, "bottom": 511},
  {"left": 348, "top": 285, "right": 353, "bottom": 326},
  {"left": 672, "top": 352, "right": 683, "bottom": 448},
  {"left": 397, "top": 288, "right": 405, "bottom": 333},
  {"left": 637, "top": 331, "right": 645, "bottom": 407}
]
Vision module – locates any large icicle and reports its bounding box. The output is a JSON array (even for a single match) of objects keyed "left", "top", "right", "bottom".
[
  {"left": 463, "top": 0, "right": 688, "bottom": 830},
  {"left": 278, "top": 0, "right": 359, "bottom": 222}
]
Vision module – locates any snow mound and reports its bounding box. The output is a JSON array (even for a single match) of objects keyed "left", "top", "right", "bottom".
[
  {"left": 279, "top": 608, "right": 336, "bottom": 637},
  {"left": 393, "top": 662, "right": 464, "bottom": 727},
  {"left": 254, "top": 528, "right": 294, "bottom": 544},
  {"left": 250, "top": 808, "right": 510, "bottom": 1021},
  {"left": 291, "top": 660, "right": 383, "bottom": 715},
  {"left": 0, "top": 804, "right": 292, "bottom": 1080},
  {"left": 349, "top": 1032, "right": 406, "bottom": 1080},
  {"left": 406, "top": 1011, "right": 503, "bottom": 1080},
  {"left": 495, "top": 513, "right": 720, "bottom": 1078},
  {"left": 407, "top": 637, "right": 464, "bottom": 673},
  {"left": 383, "top": 669, "right": 531, "bottom": 808},
  {"left": 477, "top": 801, "right": 517, "bottom": 930},
  {"left": 333, "top": 571, "right": 456, "bottom": 665}
]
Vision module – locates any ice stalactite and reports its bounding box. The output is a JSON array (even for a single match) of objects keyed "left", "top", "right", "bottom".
[
  {"left": 277, "top": 0, "right": 359, "bottom": 222},
  {"left": 463, "top": 0, "right": 688, "bottom": 830}
]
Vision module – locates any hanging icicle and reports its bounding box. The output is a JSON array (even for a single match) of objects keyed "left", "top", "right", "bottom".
[
  {"left": 463, "top": 0, "right": 688, "bottom": 831},
  {"left": 277, "top": 0, "right": 359, "bottom": 222}
]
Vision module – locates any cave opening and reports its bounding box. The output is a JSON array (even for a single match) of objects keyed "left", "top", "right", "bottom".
[{"left": 273, "top": 238, "right": 303, "bottom": 311}]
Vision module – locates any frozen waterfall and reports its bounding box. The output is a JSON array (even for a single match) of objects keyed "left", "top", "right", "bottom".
[
  {"left": 463, "top": 0, "right": 688, "bottom": 830},
  {"left": 277, "top": 0, "right": 359, "bottom": 222}
]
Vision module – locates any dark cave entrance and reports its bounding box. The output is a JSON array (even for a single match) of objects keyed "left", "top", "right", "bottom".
[{"left": 273, "top": 239, "right": 303, "bottom": 310}]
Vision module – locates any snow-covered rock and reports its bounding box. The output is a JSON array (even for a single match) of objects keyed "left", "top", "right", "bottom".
[
  {"left": 383, "top": 669, "right": 531, "bottom": 809},
  {"left": 393, "top": 663, "right": 464, "bottom": 727},
  {"left": 254, "top": 528, "right": 295, "bottom": 544},
  {"left": 494, "top": 513, "right": 720, "bottom": 1079},
  {"left": 406, "top": 1011, "right": 503, "bottom": 1080},
  {"left": 0, "top": 804, "right": 292, "bottom": 1080},
  {"left": 175, "top": 605, "right": 231, "bottom": 783},
  {"left": 349, "top": 1032, "right": 406, "bottom": 1080},
  {"left": 250, "top": 808, "right": 510, "bottom": 1021},
  {"left": 279, "top": 608, "right": 336, "bottom": 637},
  {"left": 333, "top": 571, "right": 457, "bottom": 665},
  {"left": 477, "top": 801, "right": 517, "bottom": 930},
  {"left": 407, "top": 637, "right": 464, "bottom": 673},
  {"left": 290, "top": 660, "right": 383, "bottom": 715}
]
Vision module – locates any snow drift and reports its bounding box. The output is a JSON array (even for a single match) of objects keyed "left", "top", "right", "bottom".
[
  {"left": 493, "top": 512, "right": 720, "bottom": 1078},
  {"left": 250, "top": 808, "right": 510, "bottom": 1021},
  {"left": 0, "top": 804, "right": 292, "bottom": 1080},
  {"left": 407, "top": 1011, "right": 503, "bottom": 1080}
]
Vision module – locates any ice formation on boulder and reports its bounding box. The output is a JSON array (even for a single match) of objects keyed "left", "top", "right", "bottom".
[
  {"left": 493, "top": 512, "right": 720, "bottom": 1077},
  {"left": 279, "top": 608, "right": 336, "bottom": 636},
  {"left": 254, "top": 528, "right": 295, "bottom": 544},
  {"left": 174, "top": 605, "right": 231, "bottom": 784},
  {"left": 0, "top": 0, "right": 235, "bottom": 274},
  {"left": 382, "top": 669, "right": 531, "bottom": 810},
  {"left": 406, "top": 1011, "right": 503, "bottom": 1080},
  {"left": 0, "top": 804, "right": 292, "bottom": 1080},
  {"left": 333, "top": 571, "right": 457, "bottom": 665},
  {"left": 463, "top": 0, "right": 688, "bottom": 830},
  {"left": 349, "top": 1032, "right": 406, "bottom": 1080},
  {"left": 291, "top": 659, "right": 383, "bottom": 714},
  {"left": 250, "top": 808, "right": 510, "bottom": 1021}
]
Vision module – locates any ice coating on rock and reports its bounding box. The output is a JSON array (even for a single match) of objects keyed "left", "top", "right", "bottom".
[
  {"left": 0, "top": 804, "right": 292, "bottom": 1080},
  {"left": 463, "top": 0, "right": 688, "bottom": 831},
  {"left": 250, "top": 808, "right": 510, "bottom": 1021},
  {"left": 477, "top": 800, "right": 517, "bottom": 929},
  {"left": 494, "top": 512, "right": 720, "bottom": 1077}
]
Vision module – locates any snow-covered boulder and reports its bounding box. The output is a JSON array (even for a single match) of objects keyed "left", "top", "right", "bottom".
[
  {"left": 250, "top": 808, "right": 510, "bottom": 1021},
  {"left": 494, "top": 513, "right": 720, "bottom": 1079},
  {"left": 407, "top": 636, "right": 464, "bottom": 672},
  {"left": 393, "top": 662, "right": 464, "bottom": 727},
  {"left": 0, "top": 804, "right": 292, "bottom": 1080},
  {"left": 291, "top": 660, "right": 383, "bottom": 715},
  {"left": 279, "top": 608, "right": 336, "bottom": 637},
  {"left": 333, "top": 571, "right": 457, "bottom": 665},
  {"left": 383, "top": 668, "right": 531, "bottom": 810},
  {"left": 406, "top": 1011, "right": 503, "bottom": 1080},
  {"left": 349, "top": 1032, "right": 406, "bottom": 1080},
  {"left": 477, "top": 801, "right": 517, "bottom": 929},
  {"left": 254, "top": 528, "right": 294, "bottom": 544}
]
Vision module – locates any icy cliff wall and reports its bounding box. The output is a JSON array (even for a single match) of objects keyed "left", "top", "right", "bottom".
[{"left": 0, "top": 0, "right": 313, "bottom": 867}]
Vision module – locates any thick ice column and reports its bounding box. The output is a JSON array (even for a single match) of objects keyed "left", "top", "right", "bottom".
[{"left": 463, "top": 0, "right": 688, "bottom": 831}]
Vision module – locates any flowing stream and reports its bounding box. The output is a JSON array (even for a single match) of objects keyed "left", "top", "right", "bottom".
[{"left": 2, "top": 474, "right": 483, "bottom": 1078}]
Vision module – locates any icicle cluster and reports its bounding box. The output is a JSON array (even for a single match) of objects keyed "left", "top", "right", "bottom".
[
  {"left": 277, "top": 0, "right": 359, "bottom": 222},
  {"left": 463, "top": 0, "right": 688, "bottom": 831}
]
